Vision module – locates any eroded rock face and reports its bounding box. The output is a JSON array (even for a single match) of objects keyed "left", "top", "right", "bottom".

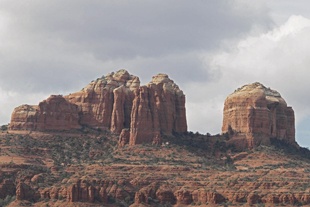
[
  {"left": 129, "top": 74, "right": 187, "bottom": 145},
  {"left": 119, "top": 128, "right": 130, "bottom": 147},
  {"left": 9, "top": 105, "right": 39, "bottom": 130},
  {"left": 16, "top": 182, "right": 40, "bottom": 201},
  {"left": 10, "top": 95, "right": 80, "bottom": 131},
  {"left": 222, "top": 82, "right": 296, "bottom": 149},
  {"left": 9, "top": 70, "right": 187, "bottom": 145},
  {"left": 155, "top": 185, "right": 177, "bottom": 205},
  {"left": 39, "top": 180, "right": 109, "bottom": 203},
  {"left": 174, "top": 188, "right": 193, "bottom": 205},
  {"left": 191, "top": 189, "right": 226, "bottom": 204},
  {"left": 65, "top": 69, "right": 139, "bottom": 132}
]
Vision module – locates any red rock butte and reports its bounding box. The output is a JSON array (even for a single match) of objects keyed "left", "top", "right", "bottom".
[
  {"left": 9, "top": 69, "right": 188, "bottom": 145},
  {"left": 222, "top": 82, "right": 296, "bottom": 149}
]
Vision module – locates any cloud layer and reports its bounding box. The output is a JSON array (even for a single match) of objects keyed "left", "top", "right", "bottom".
[{"left": 0, "top": 0, "right": 271, "bottom": 92}]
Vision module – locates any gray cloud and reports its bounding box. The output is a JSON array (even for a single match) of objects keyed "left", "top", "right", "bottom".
[
  {"left": 0, "top": 0, "right": 272, "bottom": 93},
  {"left": 5, "top": 1, "right": 270, "bottom": 57}
]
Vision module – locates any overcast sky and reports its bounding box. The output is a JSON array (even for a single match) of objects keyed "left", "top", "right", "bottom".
[{"left": 1, "top": 0, "right": 310, "bottom": 147}]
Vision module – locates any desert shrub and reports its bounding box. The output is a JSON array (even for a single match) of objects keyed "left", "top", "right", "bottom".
[
  {"left": 0, "top": 195, "right": 16, "bottom": 206},
  {"left": 1, "top": 125, "right": 8, "bottom": 131},
  {"left": 270, "top": 138, "right": 310, "bottom": 159}
]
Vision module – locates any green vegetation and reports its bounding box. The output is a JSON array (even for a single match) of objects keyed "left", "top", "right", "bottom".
[
  {"left": 0, "top": 124, "right": 8, "bottom": 131},
  {"left": 270, "top": 138, "right": 310, "bottom": 159},
  {"left": 0, "top": 195, "right": 16, "bottom": 207}
]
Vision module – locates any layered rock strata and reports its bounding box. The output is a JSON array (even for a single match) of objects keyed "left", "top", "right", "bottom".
[
  {"left": 222, "top": 82, "right": 296, "bottom": 149},
  {"left": 129, "top": 74, "right": 186, "bottom": 145},
  {"left": 65, "top": 69, "right": 139, "bottom": 132},
  {"left": 10, "top": 70, "right": 187, "bottom": 145},
  {"left": 24, "top": 180, "right": 310, "bottom": 206},
  {"left": 10, "top": 95, "right": 80, "bottom": 131}
]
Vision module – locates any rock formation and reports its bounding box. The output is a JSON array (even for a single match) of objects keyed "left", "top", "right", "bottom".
[
  {"left": 129, "top": 74, "right": 186, "bottom": 145},
  {"left": 191, "top": 189, "right": 226, "bottom": 204},
  {"left": 222, "top": 82, "right": 296, "bottom": 149},
  {"left": 118, "top": 128, "right": 130, "bottom": 147},
  {"left": 10, "top": 95, "right": 80, "bottom": 131},
  {"left": 16, "top": 182, "right": 40, "bottom": 201},
  {"left": 65, "top": 69, "right": 139, "bottom": 132},
  {"left": 9, "top": 70, "right": 187, "bottom": 145}
]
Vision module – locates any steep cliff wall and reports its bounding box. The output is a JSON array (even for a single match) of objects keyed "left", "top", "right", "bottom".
[
  {"left": 129, "top": 74, "right": 187, "bottom": 145},
  {"left": 65, "top": 69, "right": 139, "bottom": 132}
]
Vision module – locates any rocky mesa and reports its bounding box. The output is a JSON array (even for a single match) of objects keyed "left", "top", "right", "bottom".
[
  {"left": 222, "top": 82, "right": 296, "bottom": 149},
  {"left": 9, "top": 70, "right": 187, "bottom": 145}
]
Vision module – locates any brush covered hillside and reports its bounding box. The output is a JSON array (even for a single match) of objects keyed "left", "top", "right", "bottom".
[
  {"left": 1, "top": 70, "right": 310, "bottom": 207},
  {"left": 1, "top": 129, "right": 310, "bottom": 207}
]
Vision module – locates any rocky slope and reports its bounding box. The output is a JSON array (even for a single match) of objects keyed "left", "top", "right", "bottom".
[
  {"left": 0, "top": 130, "right": 310, "bottom": 207},
  {"left": 222, "top": 82, "right": 296, "bottom": 149},
  {"left": 9, "top": 70, "right": 187, "bottom": 145}
]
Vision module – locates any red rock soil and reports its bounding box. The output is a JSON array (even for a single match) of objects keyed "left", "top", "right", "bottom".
[{"left": 1, "top": 129, "right": 310, "bottom": 207}]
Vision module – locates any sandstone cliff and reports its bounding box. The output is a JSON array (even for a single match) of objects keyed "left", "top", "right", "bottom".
[
  {"left": 10, "top": 95, "right": 80, "bottom": 131},
  {"left": 222, "top": 82, "right": 296, "bottom": 149},
  {"left": 129, "top": 74, "right": 186, "bottom": 145},
  {"left": 65, "top": 69, "right": 139, "bottom": 132},
  {"left": 9, "top": 70, "right": 187, "bottom": 145}
]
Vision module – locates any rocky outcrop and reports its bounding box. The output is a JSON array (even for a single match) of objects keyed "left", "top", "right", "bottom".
[
  {"left": 155, "top": 185, "right": 176, "bottom": 205},
  {"left": 191, "top": 189, "right": 226, "bottom": 204},
  {"left": 134, "top": 183, "right": 159, "bottom": 204},
  {"left": 65, "top": 69, "right": 139, "bottom": 132},
  {"left": 119, "top": 128, "right": 130, "bottom": 147},
  {"left": 10, "top": 95, "right": 80, "bottom": 131},
  {"left": 10, "top": 70, "right": 139, "bottom": 132},
  {"left": 16, "top": 182, "right": 40, "bottom": 201},
  {"left": 39, "top": 179, "right": 136, "bottom": 204},
  {"left": 10, "top": 174, "right": 310, "bottom": 206},
  {"left": 9, "top": 105, "right": 39, "bottom": 130},
  {"left": 174, "top": 188, "right": 193, "bottom": 205},
  {"left": 247, "top": 192, "right": 261, "bottom": 205},
  {"left": 9, "top": 70, "right": 187, "bottom": 145},
  {"left": 129, "top": 74, "right": 187, "bottom": 145},
  {"left": 222, "top": 82, "right": 296, "bottom": 149}
]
